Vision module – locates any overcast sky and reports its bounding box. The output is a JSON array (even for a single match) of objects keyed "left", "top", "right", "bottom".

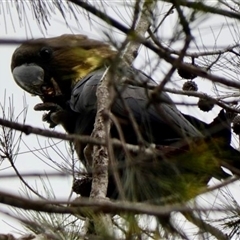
[{"left": 1, "top": 1, "right": 240, "bottom": 237}]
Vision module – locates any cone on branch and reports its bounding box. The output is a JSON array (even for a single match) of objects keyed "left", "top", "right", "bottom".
[
  {"left": 198, "top": 98, "right": 214, "bottom": 112},
  {"left": 182, "top": 80, "right": 198, "bottom": 91},
  {"left": 178, "top": 58, "right": 198, "bottom": 80},
  {"left": 233, "top": 115, "right": 240, "bottom": 134}
]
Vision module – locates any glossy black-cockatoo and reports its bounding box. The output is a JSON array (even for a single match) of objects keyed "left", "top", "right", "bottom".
[{"left": 11, "top": 34, "right": 240, "bottom": 203}]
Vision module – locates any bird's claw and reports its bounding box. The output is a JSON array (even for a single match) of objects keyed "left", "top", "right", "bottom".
[
  {"left": 34, "top": 102, "right": 63, "bottom": 128},
  {"left": 42, "top": 112, "right": 57, "bottom": 128},
  {"left": 34, "top": 102, "right": 62, "bottom": 112}
]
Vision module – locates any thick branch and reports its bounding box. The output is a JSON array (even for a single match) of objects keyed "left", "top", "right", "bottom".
[{"left": 0, "top": 190, "right": 239, "bottom": 217}]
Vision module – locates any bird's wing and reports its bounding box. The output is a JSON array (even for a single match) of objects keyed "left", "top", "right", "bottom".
[{"left": 70, "top": 69, "right": 203, "bottom": 144}]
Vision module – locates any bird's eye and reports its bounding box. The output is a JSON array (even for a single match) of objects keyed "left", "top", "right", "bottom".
[{"left": 39, "top": 47, "right": 52, "bottom": 60}]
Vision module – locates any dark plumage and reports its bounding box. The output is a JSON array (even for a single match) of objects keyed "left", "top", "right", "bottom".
[{"left": 11, "top": 34, "right": 240, "bottom": 202}]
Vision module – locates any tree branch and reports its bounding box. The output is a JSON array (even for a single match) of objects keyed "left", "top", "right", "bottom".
[{"left": 1, "top": 190, "right": 240, "bottom": 217}]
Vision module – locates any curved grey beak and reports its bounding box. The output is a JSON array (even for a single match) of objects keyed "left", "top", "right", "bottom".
[{"left": 12, "top": 64, "right": 45, "bottom": 96}]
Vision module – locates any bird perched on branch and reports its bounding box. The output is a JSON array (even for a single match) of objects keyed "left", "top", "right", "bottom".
[{"left": 11, "top": 34, "right": 240, "bottom": 203}]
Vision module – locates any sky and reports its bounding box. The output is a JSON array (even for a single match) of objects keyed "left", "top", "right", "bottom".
[{"left": 0, "top": 1, "right": 240, "bottom": 238}]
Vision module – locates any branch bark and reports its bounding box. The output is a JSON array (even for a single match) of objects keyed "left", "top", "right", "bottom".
[
  {"left": 82, "top": 0, "right": 158, "bottom": 235},
  {"left": 0, "top": 190, "right": 239, "bottom": 217}
]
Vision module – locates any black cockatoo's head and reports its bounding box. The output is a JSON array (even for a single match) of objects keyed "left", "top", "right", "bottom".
[{"left": 11, "top": 34, "right": 116, "bottom": 101}]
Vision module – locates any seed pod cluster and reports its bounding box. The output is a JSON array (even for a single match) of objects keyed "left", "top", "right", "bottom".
[
  {"left": 233, "top": 115, "right": 240, "bottom": 134},
  {"left": 182, "top": 80, "right": 198, "bottom": 91},
  {"left": 198, "top": 98, "right": 214, "bottom": 112}
]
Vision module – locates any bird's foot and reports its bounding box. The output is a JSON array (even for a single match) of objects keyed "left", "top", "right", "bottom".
[{"left": 34, "top": 102, "right": 64, "bottom": 128}]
